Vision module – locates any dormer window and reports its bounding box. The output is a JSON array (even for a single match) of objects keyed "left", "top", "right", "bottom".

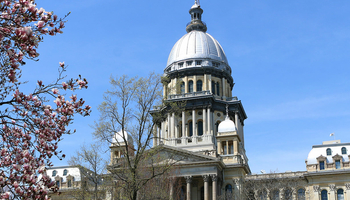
[
  {"left": 178, "top": 62, "right": 184, "bottom": 68},
  {"left": 63, "top": 169, "right": 68, "bottom": 176},
  {"left": 341, "top": 147, "right": 347, "bottom": 154},
  {"left": 335, "top": 160, "right": 341, "bottom": 169},
  {"left": 186, "top": 61, "right": 193, "bottom": 66},
  {"left": 319, "top": 161, "right": 325, "bottom": 170},
  {"left": 52, "top": 170, "right": 57, "bottom": 177},
  {"left": 195, "top": 60, "right": 202, "bottom": 65},
  {"left": 326, "top": 148, "right": 332, "bottom": 156}
]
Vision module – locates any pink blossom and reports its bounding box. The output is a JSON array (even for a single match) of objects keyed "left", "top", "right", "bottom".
[{"left": 35, "top": 21, "right": 45, "bottom": 28}]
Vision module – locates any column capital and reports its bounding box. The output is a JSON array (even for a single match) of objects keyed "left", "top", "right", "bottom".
[
  {"left": 232, "top": 178, "right": 241, "bottom": 185},
  {"left": 313, "top": 185, "right": 320, "bottom": 193},
  {"left": 329, "top": 184, "right": 336, "bottom": 191},
  {"left": 202, "top": 175, "right": 210, "bottom": 182},
  {"left": 210, "top": 174, "right": 218, "bottom": 182},
  {"left": 346, "top": 183, "right": 350, "bottom": 190},
  {"left": 185, "top": 176, "right": 192, "bottom": 184}
]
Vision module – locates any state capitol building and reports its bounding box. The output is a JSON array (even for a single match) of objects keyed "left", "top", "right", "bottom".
[{"left": 48, "top": 1, "right": 350, "bottom": 200}]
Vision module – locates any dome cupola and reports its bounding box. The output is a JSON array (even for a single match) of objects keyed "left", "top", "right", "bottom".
[
  {"left": 186, "top": 0, "right": 207, "bottom": 33},
  {"left": 218, "top": 105, "right": 237, "bottom": 133}
]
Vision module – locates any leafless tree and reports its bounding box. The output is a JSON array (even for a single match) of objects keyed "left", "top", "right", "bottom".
[
  {"left": 67, "top": 143, "right": 108, "bottom": 200},
  {"left": 92, "top": 73, "right": 183, "bottom": 200}
]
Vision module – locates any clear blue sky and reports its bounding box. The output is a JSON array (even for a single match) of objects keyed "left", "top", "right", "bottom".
[{"left": 23, "top": 0, "right": 350, "bottom": 174}]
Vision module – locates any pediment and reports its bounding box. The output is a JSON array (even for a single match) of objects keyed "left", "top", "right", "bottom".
[{"left": 152, "top": 145, "right": 219, "bottom": 164}]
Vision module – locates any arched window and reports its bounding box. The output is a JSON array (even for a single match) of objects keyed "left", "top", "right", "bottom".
[
  {"left": 188, "top": 80, "right": 193, "bottom": 93},
  {"left": 198, "top": 121, "right": 203, "bottom": 136},
  {"left": 180, "top": 186, "right": 186, "bottom": 200},
  {"left": 271, "top": 189, "right": 279, "bottom": 200},
  {"left": 180, "top": 82, "right": 185, "bottom": 94},
  {"left": 297, "top": 188, "right": 305, "bottom": 200},
  {"left": 189, "top": 121, "right": 193, "bottom": 137},
  {"left": 341, "top": 147, "right": 347, "bottom": 154},
  {"left": 52, "top": 170, "right": 57, "bottom": 177},
  {"left": 212, "top": 81, "right": 215, "bottom": 94},
  {"left": 337, "top": 189, "right": 344, "bottom": 200},
  {"left": 321, "top": 190, "right": 328, "bottom": 200},
  {"left": 63, "top": 169, "right": 68, "bottom": 176},
  {"left": 284, "top": 188, "right": 292, "bottom": 200},
  {"left": 197, "top": 80, "right": 202, "bottom": 92},
  {"left": 326, "top": 148, "right": 332, "bottom": 156},
  {"left": 216, "top": 82, "right": 220, "bottom": 96},
  {"left": 258, "top": 189, "right": 267, "bottom": 200},
  {"left": 225, "top": 184, "right": 233, "bottom": 199}
]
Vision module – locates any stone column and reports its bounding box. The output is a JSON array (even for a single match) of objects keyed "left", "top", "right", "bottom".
[
  {"left": 208, "top": 74, "right": 212, "bottom": 93},
  {"left": 233, "top": 138, "right": 238, "bottom": 155},
  {"left": 203, "top": 175, "right": 210, "bottom": 200},
  {"left": 329, "top": 184, "right": 336, "bottom": 200},
  {"left": 226, "top": 140, "right": 229, "bottom": 155},
  {"left": 222, "top": 77, "right": 226, "bottom": 97},
  {"left": 192, "top": 109, "right": 196, "bottom": 136},
  {"left": 204, "top": 74, "right": 207, "bottom": 91},
  {"left": 194, "top": 75, "right": 197, "bottom": 92},
  {"left": 185, "top": 76, "right": 188, "bottom": 93},
  {"left": 157, "top": 126, "right": 160, "bottom": 144},
  {"left": 171, "top": 113, "right": 175, "bottom": 138},
  {"left": 211, "top": 175, "right": 218, "bottom": 200},
  {"left": 182, "top": 111, "right": 185, "bottom": 137},
  {"left": 163, "top": 84, "right": 167, "bottom": 98},
  {"left": 185, "top": 176, "right": 192, "bottom": 200},
  {"left": 207, "top": 108, "right": 211, "bottom": 134},
  {"left": 203, "top": 108, "right": 207, "bottom": 134},
  {"left": 345, "top": 183, "right": 350, "bottom": 200},
  {"left": 217, "top": 140, "right": 221, "bottom": 155},
  {"left": 169, "top": 180, "right": 174, "bottom": 200},
  {"left": 313, "top": 185, "right": 320, "bottom": 200},
  {"left": 161, "top": 121, "right": 166, "bottom": 140},
  {"left": 174, "top": 77, "right": 177, "bottom": 94},
  {"left": 167, "top": 113, "right": 171, "bottom": 138}
]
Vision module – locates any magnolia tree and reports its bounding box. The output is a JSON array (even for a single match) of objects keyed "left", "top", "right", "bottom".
[{"left": 0, "top": 0, "right": 90, "bottom": 199}]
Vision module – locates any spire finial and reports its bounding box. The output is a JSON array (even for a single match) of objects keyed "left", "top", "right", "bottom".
[{"left": 187, "top": 0, "right": 207, "bottom": 32}]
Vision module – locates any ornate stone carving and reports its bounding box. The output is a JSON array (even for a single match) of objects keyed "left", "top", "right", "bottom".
[
  {"left": 202, "top": 175, "right": 210, "bottom": 182},
  {"left": 345, "top": 183, "right": 350, "bottom": 190},
  {"left": 233, "top": 178, "right": 240, "bottom": 185},
  {"left": 211, "top": 174, "right": 218, "bottom": 182},
  {"left": 329, "top": 184, "right": 336, "bottom": 191},
  {"left": 313, "top": 185, "right": 320, "bottom": 192},
  {"left": 185, "top": 176, "right": 192, "bottom": 184}
]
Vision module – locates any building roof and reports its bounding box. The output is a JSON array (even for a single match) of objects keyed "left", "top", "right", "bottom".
[
  {"left": 46, "top": 166, "right": 82, "bottom": 182},
  {"left": 166, "top": 31, "right": 228, "bottom": 68},
  {"left": 306, "top": 140, "right": 350, "bottom": 165}
]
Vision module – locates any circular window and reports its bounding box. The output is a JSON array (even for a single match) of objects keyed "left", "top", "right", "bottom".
[
  {"left": 217, "top": 113, "right": 221, "bottom": 117},
  {"left": 198, "top": 111, "right": 202, "bottom": 115}
]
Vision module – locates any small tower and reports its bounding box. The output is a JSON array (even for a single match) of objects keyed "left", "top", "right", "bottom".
[
  {"left": 216, "top": 105, "right": 247, "bottom": 165},
  {"left": 186, "top": 0, "right": 207, "bottom": 33},
  {"left": 109, "top": 130, "right": 134, "bottom": 165}
]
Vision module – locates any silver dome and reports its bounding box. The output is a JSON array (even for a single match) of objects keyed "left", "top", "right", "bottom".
[{"left": 166, "top": 31, "right": 228, "bottom": 68}]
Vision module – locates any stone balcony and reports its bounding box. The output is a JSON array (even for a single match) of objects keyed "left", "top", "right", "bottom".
[
  {"left": 163, "top": 134, "right": 214, "bottom": 146},
  {"left": 167, "top": 91, "right": 238, "bottom": 101}
]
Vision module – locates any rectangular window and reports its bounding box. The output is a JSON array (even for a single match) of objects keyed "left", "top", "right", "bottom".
[
  {"left": 68, "top": 180, "right": 72, "bottom": 188},
  {"left": 229, "top": 144, "right": 233, "bottom": 154},
  {"left": 186, "top": 61, "right": 193, "bottom": 66},
  {"left": 320, "top": 161, "right": 325, "bottom": 170},
  {"left": 212, "top": 62, "right": 220, "bottom": 67},
  {"left": 335, "top": 160, "right": 341, "bottom": 169},
  {"left": 223, "top": 144, "right": 227, "bottom": 155},
  {"left": 56, "top": 181, "right": 60, "bottom": 187},
  {"left": 196, "top": 60, "right": 202, "bottom": 65},
  {"left": 178, "top": 62, "right": 184, "bottom": 68}
]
